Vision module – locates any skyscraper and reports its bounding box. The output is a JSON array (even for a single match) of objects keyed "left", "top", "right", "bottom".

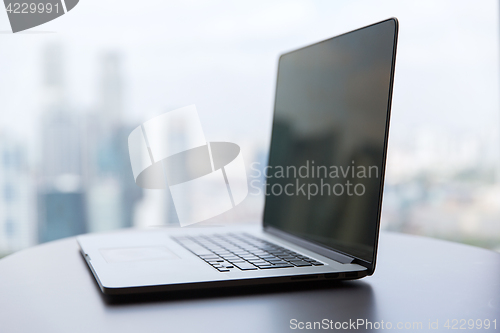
[
  {"left": 38, "top": 44, "right": 87, "bottom": 243},
  {"left": 0, "top": 133, "right": 36, "bottom": 255},
  {"left": 84, "top": 52, "right": 142, "bottom": 232}
]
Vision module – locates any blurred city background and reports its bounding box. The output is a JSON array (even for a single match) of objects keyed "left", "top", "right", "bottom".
[{"left": 0, "top": 0, "right": 499, "bottom": 257}]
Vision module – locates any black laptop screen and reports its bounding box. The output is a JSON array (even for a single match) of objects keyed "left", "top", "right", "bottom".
[{"left": 263, "top": 19, "right": 397, "bottom": 263}]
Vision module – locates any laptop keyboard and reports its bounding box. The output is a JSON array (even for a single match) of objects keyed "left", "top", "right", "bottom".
[{"left": 172, "top": 233, "right": 324, "bottom": 272}]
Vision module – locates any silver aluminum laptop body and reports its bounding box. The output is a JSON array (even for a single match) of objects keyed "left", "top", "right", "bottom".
[{"left": 77, "top": 18, "right": 398, "bottom": 295}]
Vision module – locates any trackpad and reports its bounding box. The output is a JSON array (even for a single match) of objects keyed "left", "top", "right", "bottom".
[{"left": 100, "top": 246, "right": 179, "bottom": 263}]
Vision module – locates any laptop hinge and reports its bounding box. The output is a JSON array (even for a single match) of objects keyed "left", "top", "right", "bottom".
[{"left": 264, "top": 226, "right": 355, "bottom": 264}]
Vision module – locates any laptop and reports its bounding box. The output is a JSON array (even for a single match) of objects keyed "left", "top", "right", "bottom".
[{"left": 77, "top": 18, "right": 398, "bottom": 295}]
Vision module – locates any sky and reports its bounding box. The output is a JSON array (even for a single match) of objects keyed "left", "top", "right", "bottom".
[{"left": 0, "top": 0, "right": 498, "bottom": 168}]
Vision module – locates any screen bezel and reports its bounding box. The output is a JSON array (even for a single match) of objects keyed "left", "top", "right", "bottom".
[{"left": 262, "top": 18, "right": 399, "bottom": 275}]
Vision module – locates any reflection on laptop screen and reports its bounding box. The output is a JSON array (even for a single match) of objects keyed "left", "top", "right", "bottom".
[{"left": 263, "top": 19, "right": 397, "bottom": 263}]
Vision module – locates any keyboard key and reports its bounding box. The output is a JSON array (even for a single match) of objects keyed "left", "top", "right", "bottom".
[
  {"left": 221, "top": 255, "right": 239, "bottom": 260},
  {"left": 201, "top": 258, "right": 222, "bottom": 262},
  {"left": 259, "top": 255, "right": 276, "bottom": 259},
  {"left": 260, "top": 264, "right": 293, "bottom": 269},
  {"left": 199, "top": 253, "right": 217, "bottom": 257},
  {"left": 267, "top": 260, "right": 288, "bottom": 265},
  {"left": 190, "top": 249, "right": 214, "bottom": 256},
  {"left": 233, "top": 262, "right": 258, "bottom": 270},
  {"left": 240, "top": 255, "right": 259, "bottom": 260},
  {"left": 289, "top": 260, "right": 313, "bottom": 267},
  {"left": 213, "top": 250, "right": 230, "bottom": 255},
  {"left": 227, "top": 259, "right": 245, "bottom": 263},
  {"left": 206, "top": 259, "right": 224, "bottom": 263}
]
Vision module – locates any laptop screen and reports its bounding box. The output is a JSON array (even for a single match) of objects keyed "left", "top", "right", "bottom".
[{"left": 263, "top": 19, "right": 398, "bottom": 263}]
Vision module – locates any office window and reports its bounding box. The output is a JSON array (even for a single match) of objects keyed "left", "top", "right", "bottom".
[{"left": 0, "top": 1, "right": 498, "bottom": 255}]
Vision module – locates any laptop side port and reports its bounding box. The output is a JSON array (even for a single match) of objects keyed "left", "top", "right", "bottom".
[
  {"left": 290, "top": 275, "right": 319, "bottom": 281},
  {"left": 344, "top": 272, "right": 358, "bottom": 278},
  {"left": 324, "top": 273, "right": 340, "bottom": 279}
]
